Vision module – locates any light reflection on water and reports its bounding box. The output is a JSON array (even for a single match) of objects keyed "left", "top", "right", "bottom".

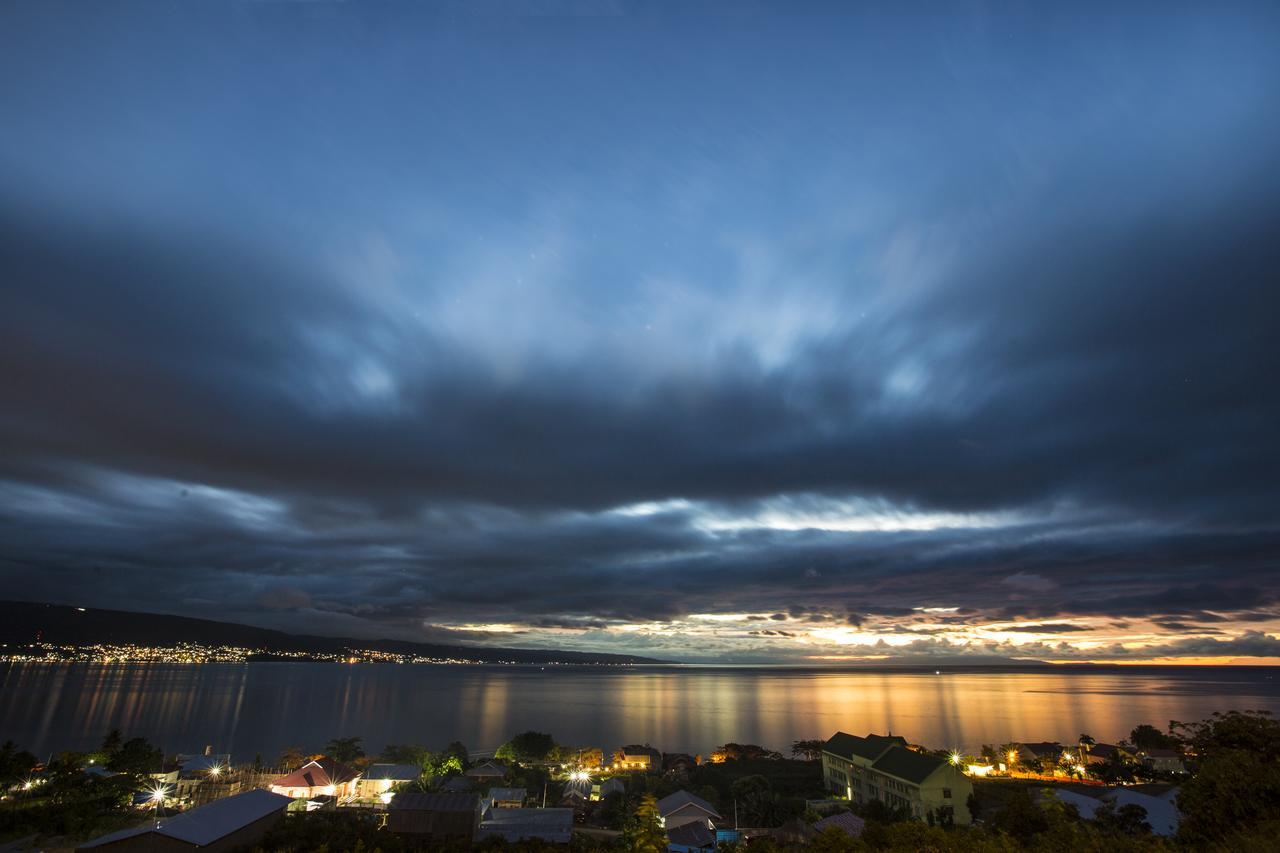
[{"left": 2, "top": 663, "right": 1277, "bottom": 759}]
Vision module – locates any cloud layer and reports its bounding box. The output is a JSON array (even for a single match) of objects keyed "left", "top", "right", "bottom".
[{"left": 2, "top": 2, "right": 1279, "bottom": 661}]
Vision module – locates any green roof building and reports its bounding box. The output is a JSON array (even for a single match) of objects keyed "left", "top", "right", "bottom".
[{"left": 821, "top": 732, "right": 973, "bottom": 826}]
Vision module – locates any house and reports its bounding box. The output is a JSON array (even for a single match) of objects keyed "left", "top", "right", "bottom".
[
  {"left": 1046, "top": 785, "right": 1181, "bottom": 836},
  {"left": 1011, "top": 742, "right": 1066, "bottom": 763},
  {"left": 656, "top": 790, "right": 722, "bottom": 830},
  {"left": 667, "top": 820, "right": 717, "bottom": 851},
  {"left": 812, "top": 811, "right": 866, "bottom": 838},
  {"left": 614, "top": 745, "right": 662, "bottom": 772},
  {"left": 598, "top": 777, "right": 627, "bottom": 799},
  {"left": 1085, "top": 743, "right": 1136, "bottom": 765},
  {"left": 268, "top": 758, "right": 361, "bottom": 800},
  {"left": 821, "top": 732, "right": 973, "bottom": 825},
  {"left": 387, "top": 792, "right": 481, "bottom": 841},
  {"left": 356, "top": 763, "right": 421, "bottom": 801},
  {"left": 560, "top": 783, "right": 591, "bottom": 808},
  {"left": 488, "top": 787, "right": 527, "bottom": 808},
  {"left": 465, "top": 760, "right": 508, "bottom": 780},
  {"left": 177, "top": 754, "right": 232, "bottom": 778},
  {"left": 1142, "top": 748, "right": 1187, "bottom": 774},
  {"left": 663, "top": 753, "right": 697, "bottom": 775},
  {"left": 476, "top": 807, "right": 574, "bottom": 844},
  {"left": 78, "top": 789, "right": 291, "bottom": 852},
  {"left": 440, "top": 775, "right": 474, "bottom": 793}
]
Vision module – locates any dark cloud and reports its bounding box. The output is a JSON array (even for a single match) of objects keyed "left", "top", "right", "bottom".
[{"left": 1, "top": 3, "right": 1279, "bottom": 660}]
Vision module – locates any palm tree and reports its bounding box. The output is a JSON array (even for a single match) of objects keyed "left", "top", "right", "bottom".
[{"left": 1078, "top": 734, "right": 1096, "bottom": 767}]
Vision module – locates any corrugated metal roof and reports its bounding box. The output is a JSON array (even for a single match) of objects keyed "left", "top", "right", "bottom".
[
  {"left": 364, "top": 763, "right": 421, "bottom": 781},
  {"left": 477, "top": 807, "right": 573, "bottom": 843},
  {"left": 391, "top": 792, "right": 479, "bottom": 812},
  {"left": 80, "top": 789, "right": 291, "bottom": 849}
]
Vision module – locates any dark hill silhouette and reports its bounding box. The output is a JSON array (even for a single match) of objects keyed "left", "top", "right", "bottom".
[{"left": 0, "top": 600, "right": 663, "bottom": 665}]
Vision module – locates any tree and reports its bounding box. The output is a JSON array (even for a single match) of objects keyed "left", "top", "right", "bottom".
[
  {"left": 100, "top": 729, "right": 123, "bottom": 757},
  {"left": 1171, "top": 710, "right": 1280, "bottom": 846},
  {"left": 791, "top": 739, "right": 826, "bottom": 761},
  {"left": 731, "top": 774, "right": 774, "bottom": 825},
  {"left": 324, "top": 736, "right": 365, "bottom": 763},
  {"left": 987, "top": 789, "right": 1050, "bottom": 844},
  {"left": 0, "top": 741, "right": 37, "bottom": 787},
  {"left": 619, "top": 794, "right": 667, "bottom": 853},
  {"left": 441, "top": 740, "right": 469, "bottom": 767},
  {"left": 381, "top": 743, "right": 432, "bottom": 767},
  {"left": 495, "top": 731, "right": 557, "bottom": 764},
  {"left": 279, "top": 746, "right": 305, "bottom": 771},
  {"left": 1128, "top": 723, "right": 1177, "bottom": 751},
  {"left": 1093, "top": 800, "right": 1152, "bottom": 836},
  {"left": 106, "top": 737, "right": 162, "bottom": 775},
  {"left": 807, "top": 824, "right": 859, "bottom": 852}
]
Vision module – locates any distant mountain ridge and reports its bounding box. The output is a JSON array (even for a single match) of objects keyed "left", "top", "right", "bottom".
[{"left": 0, "top": 601, "right": 663, "bottom": 665}]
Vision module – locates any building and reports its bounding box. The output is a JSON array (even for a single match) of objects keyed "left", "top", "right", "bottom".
[
  {"left": 663, "top": 753, "right": 697, "bottom": 775},
  {"left": 465, "top": 760, "right": 508, "bottom": 781},
  {"left": 387, "top": 792, "right": 481, "bottom": 842},
  {"left": 656, "top": 790, "right": 722, "bottom": 830},
  {"left": 1011, "top": 742, "right": 1067, "bottom": 768},
  {"left": 268, "top": 758, "right": 361, "bottom": 801},
  {"left": 821, "top": 732, "right": 973, "bottom": 825},
  {"left": 356, "top": 763, "right": 421, "bottom": 801},
  {"left": 812, "top": 811, "right": 866, "bottom": 839},
  {"left": 488, "top": 787, "right": 527, "bottom": 808},
  {"left": 667, "top": 821, "right": 717, "bottom": 851},
  {"left": 1085, "top": 743, "right": 1136, "bottom": 765},
  {"left": 78, "top": 789, "right": 291, "bottom": 852},
  {"left": 614, "top": 745, "right": 661, "bottom": 772},
  {"left": 598, "top": 777, "right": 626, "bottom": 799},
  {"left": 1142, "top": 748, "right": 1187, "bottom": 774},
  {"left": 476, "top": 807, "right": 574, "bottom": 844},
  {"left": 1047, "top": 785, "right": 1181, "bottom": 836}
]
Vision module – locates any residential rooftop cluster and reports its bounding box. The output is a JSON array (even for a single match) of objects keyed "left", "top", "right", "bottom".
[{"left": 2, "top": 712, "right": 1247, "bottom": 851}]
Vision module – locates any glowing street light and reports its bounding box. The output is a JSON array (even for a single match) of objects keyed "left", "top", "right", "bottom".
[
  {"left": 150, "top": 785, "right": 169, "bottom": 804},
  {"left": 948, "top": 751, "right": 962, "bottom": 766},
  {"left": 208, "top": 764, "right": 222, "bottom": 777}
]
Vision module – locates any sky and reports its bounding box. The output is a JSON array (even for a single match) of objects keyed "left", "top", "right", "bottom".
[{"left": 2, "top": 1, "right": 1279, "bottom": 664}]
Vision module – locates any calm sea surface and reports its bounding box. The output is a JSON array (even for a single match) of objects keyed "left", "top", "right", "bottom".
[{"left": 2, "top": 663, "right": 1278, "bottom": 761}]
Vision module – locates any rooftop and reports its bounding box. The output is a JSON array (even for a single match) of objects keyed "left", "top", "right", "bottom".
[
  {"left": 363, "top": 763, "right": 421, "bottom": 781},
  {"left": 870, "top": 747, "right": 950, "bottom": 785},
  {"left": 477, "top": 807, "right": 574, "bottom": 843},
  {"left": 80, "top": 789, "right": 291, "bottom": 849},
  {"left": 823, "top": 732, "right": 909, "bottom": 762},
  {"left": 656, "top": 790, "right": 722, "bottom": 819},
  {"left": 390, "top": 792, "right": 479, "bottom": 812}
]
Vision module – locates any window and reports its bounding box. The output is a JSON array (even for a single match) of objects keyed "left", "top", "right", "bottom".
[{"left": 942, "top": 788, "right": 951, "bottom": 799}]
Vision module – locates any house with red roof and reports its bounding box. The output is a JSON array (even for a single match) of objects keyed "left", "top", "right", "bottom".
[{"left": 268, "top": 758, "right": 361, "bottom": 801}]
